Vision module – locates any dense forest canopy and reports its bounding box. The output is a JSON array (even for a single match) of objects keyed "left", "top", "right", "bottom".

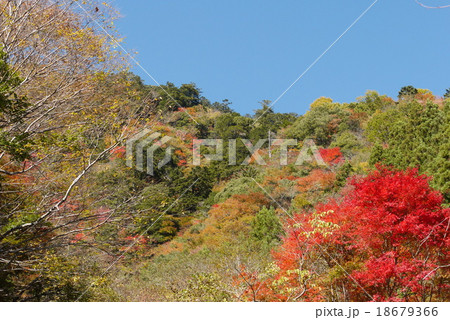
[{"left": 0, "top": 0, "right": 448, "bottom": 302}]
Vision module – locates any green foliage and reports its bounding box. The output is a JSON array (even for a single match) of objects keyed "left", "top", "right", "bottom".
[
  {"left": 0, "top": 252, "right": 111, "bottom": 302},
  {"left": 240, "top": 166, "right": 260, "bottom": 178},
  {"left": 137, "top": 184, "right": 171, "bottom": 211},
  {"left": 369, "top": 143, "right": 385, "bottom": 166},
  {"left": 154, "top": 82, "right": 201, "bottom": 111},
  {"left": 334, "top": 161, "right": 354, "bottom": 188},
  {"left": 176, "top": 273, "right": 232, "bottom": 302},
  {"left": 168, "top": 166, "right": 215, "bottom": 213},
  {"left": 249, "top": 101, "right": 297, "bottom": 140},
  {"left": 366, "top": 108, "right": 401, "bottom": 143},
  {"left": 145, "top": 217, "right": 180, "bottom": 244},
  {"left": 130, "top": 249, "right": 235, "bottom": 301},
  {"left": 330, "top": 131, "right": 362, "bottom": 156},
  {"left": 286, "top": 103, "right": 351, "bottom": 146},
  {"left": 250, "top": 206, "right": 284, "bottom": 250},
  {"left": 210, "top": 99, "right": 234, "bottom": 113},
  {"left": 95, "top": 166, "right": 146, "bottom": 207},
  {"left": 351, "top": 90, "right": 393, "bottom": 115},
  {"left": 291, "top": 195, "right": 312, "bottom": 210},
  {"left": 2, "top": 2, "right": 448, "bottom": 302},
  {"left": 398, "top": 85, "right": 418, "bottom": 99},
  {"left": 444, "top": 88, "right": 450, "bottom": 100},
  {"left": 214, "top": 177, "right": 257, "bottom": 204},
  {"left": 213, "top": 112, "right": 251, "bottom": 139},
  {"left": 135, "top": 184, "right": 180, "bottom": 243},
  {"left": 367, "top": 101, "right": 449, "bottom": 200}
]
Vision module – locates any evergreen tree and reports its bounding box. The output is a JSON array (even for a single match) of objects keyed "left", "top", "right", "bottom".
[
  {"left": 368, "top": 101, "right": 449, "bottom": 201},
  {"left": 251, "top": 206, "right": 284, "bottom": 250},
  {"left": 398, "top": 85, "right": 418, "bottom": 99},
  {"left": 335, "top": 161, "right": 354, "bottom": 188},
  {"left": 444, "top": 88, "right": 450, "bottom": 99},
  {"left": 369, "top": 143, "right": 385, "bottom": 167}
]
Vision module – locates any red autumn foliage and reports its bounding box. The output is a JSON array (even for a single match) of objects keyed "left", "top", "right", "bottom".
[
  {"left": 249, "top": 168, "right": 449, "bottom": 302},
  {"left": 70, "top": 233, "right": 86, "bottom": 243},
  {"left": 119, "top": 235, "right": 149, "bottom": 252},
  {"left": 319, "top": 147, "right": 344, "bottom": 165},
  {"left": 110, "top": 146, "right": 126, "bottom": 159},
  {"left": 296, "top": 169, "right": 336, "bottom": 193}
]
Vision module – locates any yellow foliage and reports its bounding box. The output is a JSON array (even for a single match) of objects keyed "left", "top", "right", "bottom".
[{"left": 310, "top": 97, "right": 333, "bottom": 109}]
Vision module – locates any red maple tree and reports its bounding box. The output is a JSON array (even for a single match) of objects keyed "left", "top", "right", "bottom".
[
  {"left": 319, "top": 147, "right": 344, "bottom": 165},
  {"left": 249, "top": 167, "right": 449, "bottom": 301}
]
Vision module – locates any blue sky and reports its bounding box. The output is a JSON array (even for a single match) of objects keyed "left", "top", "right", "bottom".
[{"left": 114, "top": 0, "right": 450, "bottom": 115}]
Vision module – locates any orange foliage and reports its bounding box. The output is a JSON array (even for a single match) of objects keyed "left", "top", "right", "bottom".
[
  {"left": 192, "top": 193, "right": 270, "bottom": 247},
  {"left": 415, "top": 89, "right": 435, "bottom": 103},
  {"left": 319, "top": 147, "right": 344, "bottom": 165},
  {"left": 248, "top": 168, "right": 449, "bottom": 302},
  {"left": 296, "top": 169, "right": 336, "bottom": 194},
  {"left": 110, "top": 146, "right": 126, "bottom": 160}
]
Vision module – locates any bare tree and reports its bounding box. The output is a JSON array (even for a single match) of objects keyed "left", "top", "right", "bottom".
[{"left": 0, "top": 0, "right": 149, "bottom": 300}]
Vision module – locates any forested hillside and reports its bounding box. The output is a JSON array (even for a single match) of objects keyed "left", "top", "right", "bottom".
[{"left": 0, "top": 1, "right": 448, "bottom": 302}]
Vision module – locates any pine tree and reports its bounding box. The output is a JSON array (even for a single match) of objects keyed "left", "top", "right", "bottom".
[
  {"left": 398, "top": 85, "right": 418, "bottom": 99},
  {"left": 444, "top": 88, "right": 450, "bottom": 99}
]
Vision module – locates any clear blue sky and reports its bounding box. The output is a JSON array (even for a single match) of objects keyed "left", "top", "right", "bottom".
[{"left": 113, "top": 0, "right": 450, "bottom": 115}]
